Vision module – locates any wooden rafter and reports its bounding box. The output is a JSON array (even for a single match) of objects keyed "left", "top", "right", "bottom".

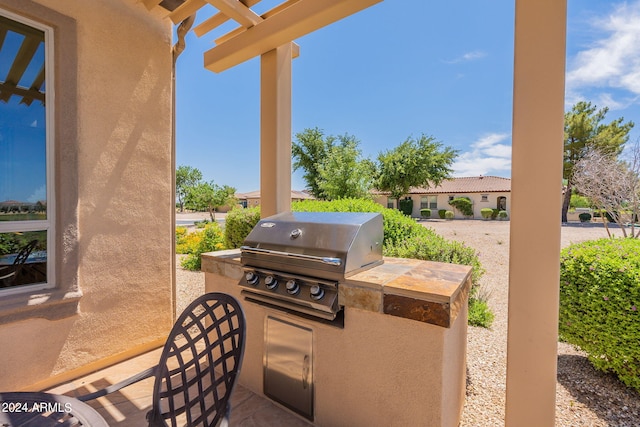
[
  {"left": 204, "top": 0, "right": 382, "bottom": 73},
  {"left": 141, "top": 0, "right": 381, "bottom": 73},
  {"left": 193, "top": 0, "right": 261, "bottom": 36},
  {"left": 0, "top": 16, "right": 45, "bottom": 105},
  {"left": 204, "top": 0, "right": 261, "bottom": 27}
]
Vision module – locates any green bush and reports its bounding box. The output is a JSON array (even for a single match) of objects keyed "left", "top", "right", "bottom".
[
  {"left": 223, "top": 206, "right": 261, "bottom": 249},
  {"left": 445, "top": 210, "right": 454, "bottom": 220},
  {"left": 492, "top": 208, "right": 500, "bottom": 220},
  {"left": 480, "top": 208, "right": 493, "bottom": 219},
  {"left": 498, "top": 210, "right": 508, "bottom": 220},
  {"left": 398, "top": 198, "right": 413, "bottom": 216},
  {"left": 293, "top": 199, "right": 485, "bottom": 285},
  {"left": 468, "top": 297, "right": 495, "bottom": 328},
  {"left": 420, "top": 208, "right": 431, "bottom": 218},
  {"left": 560, "top": 238, "right": 640, "bottom": 391},
  {"left": 449, "top": 197, "right": 474, "bottom": 217},
  {"left": 438, "top": 209, "right": 447, "bottom": 219},
  {"left": 180, "top": 223, "right": 225, "bottom": 270},
  {"left": 578, "top": 212, "right": 592, "bottom": 222},
  {"left": 570, "top": 194, "right": 591, "bottom": 209}
]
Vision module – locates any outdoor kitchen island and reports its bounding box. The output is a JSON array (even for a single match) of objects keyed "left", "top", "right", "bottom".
[{"left": 203, "top": 248, "right": 471, "bottom": 427}]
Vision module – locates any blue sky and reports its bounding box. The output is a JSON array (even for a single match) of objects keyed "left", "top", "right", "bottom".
[{"left": 175, "top": 0, "right": 640, "bottom": 193}]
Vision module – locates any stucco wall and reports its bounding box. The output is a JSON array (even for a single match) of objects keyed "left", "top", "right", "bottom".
[
  {"left": 375, "top": 193, "right": 510, "bottom": 218},
  {"left": 0, "top": 0, "right": 174, "bottom": 390}
]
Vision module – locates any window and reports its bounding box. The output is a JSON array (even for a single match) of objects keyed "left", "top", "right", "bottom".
[
  {"left": 420, "top": 196, "right": 428, "bottom": 209},
  {"left": 428, "top": 195, "right": 437, "bottom": 209},
  {"left": 387, "top": 197, "right": 396, "bottom": 209},
  {"left": 0, "top": 13, "right": 54, "bottom": 293},
  {"left": 481, "top": 194, "right": 489, "bottom": 202},
  {"left": 421, "top": 195, "right": 438, "bottom": 209}
]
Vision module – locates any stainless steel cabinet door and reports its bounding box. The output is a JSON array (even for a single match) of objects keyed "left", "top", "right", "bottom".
[{"left": 264, "top": 316, "right": 313, "bottom": 420}]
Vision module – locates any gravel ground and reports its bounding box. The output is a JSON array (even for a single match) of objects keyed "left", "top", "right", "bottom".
[
  {"left": 424, "top": 220, "right": 640, "bottom": 427},
  {"left": 175, "top": 219, "right": 640, "bottom": 426}
]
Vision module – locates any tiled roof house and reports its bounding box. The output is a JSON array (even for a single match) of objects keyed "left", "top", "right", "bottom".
[{"left": 373, "top": 175, "right": 511, "bottom": 219}]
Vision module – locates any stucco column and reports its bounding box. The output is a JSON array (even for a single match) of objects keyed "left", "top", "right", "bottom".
[
  {"left": 260, "top": 43, "right": 293, "bottom": 218},
  {"left": 505, "top": 0, "right": 567, "bottom": 426}
]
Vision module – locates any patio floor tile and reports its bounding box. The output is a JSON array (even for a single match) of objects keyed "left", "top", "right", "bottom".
[{"left": 47, "top": 348, "right": 311, "bottom": 426}]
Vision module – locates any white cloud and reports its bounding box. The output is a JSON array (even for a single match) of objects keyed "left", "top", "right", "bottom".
[
  {"left": 443, "top": 50, "right": 487, "bottom": 64},
  {"left": 453, "top": 133, "right": 511, "bottom": 177},
  {"left": 566, "top": 1, "right": 640, "bottom": 106},
  {"left": 27, "top": 185, "right": 46, "bottom": 203}
]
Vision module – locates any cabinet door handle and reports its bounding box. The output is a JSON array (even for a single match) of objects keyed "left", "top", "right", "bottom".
[{"left": 302, "top": 355, "right": 310, "bottom": 389}]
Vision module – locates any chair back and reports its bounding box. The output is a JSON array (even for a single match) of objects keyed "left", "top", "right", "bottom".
[{"left": 149, "top": 293, "right": 246, "bottom": 427}]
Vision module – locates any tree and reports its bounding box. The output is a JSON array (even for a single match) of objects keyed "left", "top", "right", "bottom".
[
  {"left": 176, "top": 165, "right": 202, "bottom": 212},
  {"left": 562, "top": 102, "right": 633, "bottom": 222},
  {"left": 316, "top": 137, "right": 376, "bottom": 200},
  {"left": 292, "top": 128, "right": 375, "bottom": 200},
  {"left": 573, "top": 144, "right": 640, "bottom": 238},
  {"left": 185, "top": 182, "right": 236, "bottom": 221},
  {"left": 376, "top": 134, "right": 457, "bottom": 200}
]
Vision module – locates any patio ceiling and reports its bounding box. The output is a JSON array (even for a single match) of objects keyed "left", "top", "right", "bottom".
[
  {"left": 142, "top": 0, "right": 382, "bottom": 72},
  {"left": 0, "top": 15, "right": 45, "bottom": 105}
]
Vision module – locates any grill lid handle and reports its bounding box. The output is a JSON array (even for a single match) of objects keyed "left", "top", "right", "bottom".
[{"left": 240, "top": 246, "right": 342, "bottom": 266}]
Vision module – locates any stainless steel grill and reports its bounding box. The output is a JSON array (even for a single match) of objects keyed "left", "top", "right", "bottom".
[{"left": 238, "top": 211, "right": 383, "bottom": 322}]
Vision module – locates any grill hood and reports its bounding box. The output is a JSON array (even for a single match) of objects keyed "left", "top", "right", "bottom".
[{"left": 241, "top": 211, "right": 383, "bottom": 280}]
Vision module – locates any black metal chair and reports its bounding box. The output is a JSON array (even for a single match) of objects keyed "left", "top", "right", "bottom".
[
  {"left": 0, "top": 239, "right": 39, "bottom": 287},
  {"left": 78, "top": 292, "right": 246, "bottom": 427}
]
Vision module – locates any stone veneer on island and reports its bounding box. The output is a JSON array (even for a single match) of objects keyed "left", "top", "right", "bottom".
[{"left": 202, "top": 250, "right": 472, "bottom": 427}]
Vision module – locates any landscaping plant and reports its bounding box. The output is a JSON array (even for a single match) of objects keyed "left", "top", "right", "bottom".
[
  {"left": 420, "top": 208, "right": 431, "bottom": 219},
  {"left": 223, "top": 206, "right": 261, "bottom": 249},
  {"left": 180, "top": 222, "right": 225, "bottom": 270},
  {"left": 480, "top": 208, "right": 493, "bottom": 219},
  {"left": 559, "top": 238, "right": 640, "bottom": 391},
  {"left": 448, "top": 197, "right": 474, "bottom": 217}
]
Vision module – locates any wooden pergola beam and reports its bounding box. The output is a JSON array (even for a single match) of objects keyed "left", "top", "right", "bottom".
[
  {"left": 204, "top": 0, "right": 382, "bottom": 73},
  {"left": 168, "top": 0, "right": 206, "bottom": 24},
  {"left": 0, "top": 82, "right": 45, "bottom": 104},
  {"left": 214, "top": 0, "right": 301, "bottom": 45},
  {"left": 193, "top": 0, "right": 261, "bottom": 37},
  {"left": 204, "top": 0, "right": 262, "bottom": 27}
]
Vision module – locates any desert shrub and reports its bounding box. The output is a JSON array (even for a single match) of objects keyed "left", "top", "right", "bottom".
[
  {"left": 498, "top": 210, "right": 508, "bottom": 219},
  {"left": 445, "top": 210, "right": 454, "bottom": 220},
  {"left": 480, "top": 208, "right": 493, "bottom": 219},
  {"left": 449, "top": 197, "right": 474, "bottom": 217},
  {"left": 293, "top": 198, "right": 419, "bottom": 248},
  {"left": 570, "top": 194, "right": 591, "bottom": 209},
  {"left": 559, "top": 238, "right": 640, "bottom": 391},
  {"left": 293, "top": 199, "right": 485, "bottom": 285},
  {"left": 468, "top": 296, "right": 495, "bottom": 328},
  {"left": 438, "top": 209, "right": 447, "bottom": 219},
  {"left": 194, "top": 219, "right": 211, "bottom": 228},
  {"left": 175, "top": 226, "right": 189, "bottom": 254},
  {"left": 181, "top": 223, "right": 225, "bottom": 270},
  {"left": 223, "top": 206, "right": 261, "bottom": 249},
  {"left": 578, "top": 212, "right": 592, "bottom": 222},
  {"left": 420, "top": 208, "right": 431, "bottom": 218},
  {"left": 384, "top": 232, "right": 484, "bottom": 284},
  {"left": 398, "top": 198, "right": 413, "bottom": 216},
  {"left": 492, "top": 208, "right": 500, "bottom": 220}
]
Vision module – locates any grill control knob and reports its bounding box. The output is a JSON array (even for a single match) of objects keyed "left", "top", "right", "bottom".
[
  {"left": 265, "top": 275, "right": 278, "bottom": 290},
  {"left": 245, "top": 271, "right": 259, "bottom": 285},
  {"left": 310, "top": 285, "right": 325, "bottom": 301},
  {"left": 286, "top": 279, "right": 300, "bottom": 295}
]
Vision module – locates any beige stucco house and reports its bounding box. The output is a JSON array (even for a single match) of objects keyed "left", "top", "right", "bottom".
[
  {"left": 374, "top": 176, "right": 511, "bottom": 219},
  {"left": 0, "top": 0, "right": 568, "bottom": 425},
  {"left": 236, "top": 189, "right": 314, "bottom": 209}
]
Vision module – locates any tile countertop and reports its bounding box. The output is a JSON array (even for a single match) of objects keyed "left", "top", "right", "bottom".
[{"left": 201, "top": 250, "right": 473, "bottom": 328}]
